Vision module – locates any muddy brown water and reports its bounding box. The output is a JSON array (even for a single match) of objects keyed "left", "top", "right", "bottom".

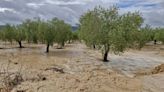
[{"left": 0, "top": 43, "right": 164, "bottom": 92}]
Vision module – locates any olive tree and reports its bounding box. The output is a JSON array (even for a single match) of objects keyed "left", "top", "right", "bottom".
[
  {"left": 0, "top": 30, "right": 4, "bottom": 41},
  {"left": 22, "top": 19, "right": 40, "bottom": 44},
  {"left": 133, "top": 25, "right": 153, "bottom": 48},
  {"left": 67, "top": 31, "right": 74, "bottom": 44},
  {"left": 3, "top": 24, "right": 15, "bottom": 43},
  {"left": 13, "top": 24, "right": 27, "bottom": 48},
  {"left": 38, "top": 20, "right": 56, "bottom": 53},
  {"left": 52, "top": 18, "right": 72, "bottom": 49},
  {"left": 154, "top": 28, "right": 164, "bottom": 44},
  {"left": 79, "top": 6, "right": 144, "bottom": 62},
  {"left": 71, "top": 31, "right": 79, "bottom": 42},
  {"left": 79, "top": 10, "right": 101, "bottom": 49}
]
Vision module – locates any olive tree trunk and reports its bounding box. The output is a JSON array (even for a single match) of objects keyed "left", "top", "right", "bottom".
[
  {"left": 57, "top": 41, "right": 65, "bottom": 49},
  {"left": 18, "top": 41, "right": 23, "bottom": 48},
  {"left": 46, "top": 43, "right": 50, "bottom": 53},
  {"left": 93, "top": 44, "right": 96, "bottom": 49},
  {"left": 61, "top": 41, "right": 65, "bottom": 47},
  {"left": 154, "top": 40, "right": 157, "bottom": 45},
  {"left": 103, "top": 44, "right": 110, "bottom": 62}
]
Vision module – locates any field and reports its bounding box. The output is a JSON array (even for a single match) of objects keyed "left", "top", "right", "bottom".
[{"left": 0, "top": 42, "right": 164, "bottom": 92}]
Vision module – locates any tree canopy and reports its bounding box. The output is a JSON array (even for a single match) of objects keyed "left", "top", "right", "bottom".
[
  {"left": 0, "top": 17, "right": 73, "bottom": 52},
  {"left": 79, "top": 6, "right": 144, "bottom": 61}
]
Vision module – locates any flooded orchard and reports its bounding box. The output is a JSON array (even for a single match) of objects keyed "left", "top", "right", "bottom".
[
  {"left": 1, "top": 0, "right": 164, "bottom": 92},
  {"left": 0, "top": 42, "right": 164, "bottom": 92}
]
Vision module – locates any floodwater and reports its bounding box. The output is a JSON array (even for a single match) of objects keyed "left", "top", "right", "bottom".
[{"left": 0, "top": 42, "right": 164, "bottom": 92}]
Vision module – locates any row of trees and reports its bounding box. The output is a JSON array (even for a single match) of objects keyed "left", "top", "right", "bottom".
[
  {"left": 0, "top": 18, "right": 77, "bottom": 53},
  {"left": 0, "top": 6, "right": 163, "bottom": 62},
  {"left": 152, "top": 28, "right": 164, "bottom": 44},
  {"left": 78, "top": 6, "right": 164, "bottom": 62}
]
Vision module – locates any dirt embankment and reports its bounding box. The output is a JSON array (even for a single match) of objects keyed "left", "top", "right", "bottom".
[
  {"left": 136, "top": 64, "right": 164, "bottom": 76},
  {"left": 152, "top": 64, "right": 164, "bottom": 74}
]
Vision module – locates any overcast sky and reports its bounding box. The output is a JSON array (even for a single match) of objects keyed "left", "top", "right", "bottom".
[{"left": 0, "top": 0, "right": 164, "bottom": 27}]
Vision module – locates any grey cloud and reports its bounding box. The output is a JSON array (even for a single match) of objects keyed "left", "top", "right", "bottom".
[
  {"left": 0, "top": 0, "right": 164, "bottom": 27},
  {"left": 0, "top": 0, "right": 106, "bottom": 25},
  {"left": 119, "top": 0, "right": 164, "bottom": 27}
]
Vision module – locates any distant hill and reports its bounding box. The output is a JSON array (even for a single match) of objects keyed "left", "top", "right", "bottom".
[{"left": 72, "top": 26, "right": 79, "bottom": 31}]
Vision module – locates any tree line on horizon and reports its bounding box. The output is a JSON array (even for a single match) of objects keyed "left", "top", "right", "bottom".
[{"left": 0, "top": 6, "right": 164, "bottom": 62}]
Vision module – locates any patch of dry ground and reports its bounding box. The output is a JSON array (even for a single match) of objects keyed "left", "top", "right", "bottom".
[{"left": 0, "top": 42, "right": 164, "bottom": 92}]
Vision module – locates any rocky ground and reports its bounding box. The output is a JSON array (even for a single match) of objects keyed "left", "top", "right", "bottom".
[{"left": 0, "top": 42, "right": 164, "bottom": 92}]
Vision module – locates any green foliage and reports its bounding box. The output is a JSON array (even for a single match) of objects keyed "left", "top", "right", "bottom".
[
  {"left": 72, "top": 31, "right": 79, "bottom": 41},
  {"left": 0, "top": 30, "right": 4, "bottom": 40},
  {"left": 136, "top": 25, "right": 153, "bottom": 48},
  {"left": 79, "top": 6, "right": 144, "bottom": 61},
  {"left": 154, "top": 28, "right": 164, "bottom": 44},
  {"left": 38, "top": 20, "right": 55, "bottom": 45},
  {"left": 52, "top": 18, "right": 72, "bottom": 48},
  {"left": 13, "top": 24, "right": 27, "bottom": 48},
  {"left": 119, "top": 12, "right": 144, "bottom": 47},
  {"left": 3, "top": 24, "right": 15, "bottom": 43},
  {"left": 2, "top": 24, "right": 27, "bottom": 48},
  {"left": 66, "top": 31, "right": 79, "bottom": 44},
  {"left": 79, "top": 8, "right": 102, "bottom": 48},
  {"left": 23, "top": 19, "right": 40, "bottom": 43},
  {"left": 14, "top": 25, "right": 26, "bottom": 42},
  {"left": 38, "top": 18, "right": 72, "bottom": 52},
  {"left": 0, "top": 17, "right": 73, "bottom": 51}
]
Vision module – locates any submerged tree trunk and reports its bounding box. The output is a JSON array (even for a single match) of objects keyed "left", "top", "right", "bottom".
[
  {"left": 154, "top": 40, "right": 157, "bottom": 45},
  {"left": 103, "top": 44, "right": 110, "bottom": 62},
  {"left": 93, "top": 44, "right": 96, "bottom": 49},
  {"left": 103, "top": 51, "right": 109, "bottom": 62},
  {"left": 58, "top": 41, "right": 65, "bottom": 49},
  {"left": 62, "top": 41, "right": 65, "bottom": 47},
  {"left": 28, "top": 39, "right": 30, "bottom": 43},
  {"left": 68, "top": 40, "right": 71, "bottom": 44},
  {"left": 46, "top": 43, "right": 50, "bottom": 53},
  {"left": 18, "top": 41, "right": 23, "bottom": 48}
]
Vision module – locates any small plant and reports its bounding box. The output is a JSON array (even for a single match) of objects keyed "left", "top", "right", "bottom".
[{"left": 0, "top": 61, "right": 23, "bottom": 92}]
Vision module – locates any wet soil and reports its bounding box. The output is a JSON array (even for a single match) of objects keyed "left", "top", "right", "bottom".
[{"left": 0, "top": 42, "right": 164, "bottom": 92}]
